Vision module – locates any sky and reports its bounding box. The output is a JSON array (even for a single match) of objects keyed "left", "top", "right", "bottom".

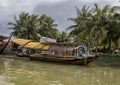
[{"left": 0, "top": 0, "right": 120, "bottom": 36}]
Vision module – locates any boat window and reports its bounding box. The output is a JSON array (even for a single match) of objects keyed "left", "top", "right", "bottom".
[
  {"left": 41, "top": 50, "right": 54, "bottom": 55},
  {"left": 78, "top": 47, "right": 85, "bottom": 56}
]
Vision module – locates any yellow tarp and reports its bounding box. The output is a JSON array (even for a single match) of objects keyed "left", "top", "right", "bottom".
[
  {"left": 12, "top": 38, "right": 33, "bottom": 46},
  {"left": 24, "top": 42, "right": 50, "bottom": 50},
  {"left": 24, "top": 42, "right": 43, "bottom": 48},
  {"left": 12, "top": 38, "right": 50, "bottom": 50},
  {"left": 37, "top": 45, "right": 50, "bottom": 50}
]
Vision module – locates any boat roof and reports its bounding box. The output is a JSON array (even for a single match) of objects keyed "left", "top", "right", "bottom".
[
  {"left": 12, "top": 38, "right": 49, "bottom": 50},
  {"left": 44, "top": 42, "right": 86, "bottom": 46},
  {"left": 12, "top": 38, "right": 33, "bottom": 46},
  {"left": 12, "top": 38, "right": 87, "bottom": 51}
]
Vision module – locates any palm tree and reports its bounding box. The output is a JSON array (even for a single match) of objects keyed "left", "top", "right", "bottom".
[
  {"left": 8, "top": 12, "right": 39, "bottom": 41},
  {"left": 111, "top": 6, "right": 120, "bottom": 49},
  {"left": 90, "top": 4, "right": 112, "bottom": 52},
  {"left": 103, "top": 6, "right": 120, "bottom": 50},
  {"left": 8, "top": 13, "right": 59, "bottom": 41},
  {"left": 67, "top": 4, "right": 114, "bottom": 53},
  {"left": 57, "top": 31, "right": 70, "bottom": 42},
  {"left": 67, "top": 5, "right": 94, "bottom": 42},
  {"left": 37, "top": 14, "right": 59, "bottom": 39}
]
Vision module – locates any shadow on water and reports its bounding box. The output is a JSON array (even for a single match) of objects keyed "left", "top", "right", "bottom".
[{"left": 0, "top": 55, "right": 120, "bottom": 85}]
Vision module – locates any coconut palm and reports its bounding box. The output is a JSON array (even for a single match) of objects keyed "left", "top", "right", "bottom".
[
  {"left": 67, "top": 5, "right": 94, "bottom": 42},
  {"left": 67, "top": 4, "right": 114, "bottom": 52},
  {"left": 103, "top": 6, "right": 120, "bottom": 50},
  {"left": 105, "top": 15, "right": 120, "bottom": 49},
  {"left": 37, "top": 14, "right": 59, "bottom": 39},
  {"left": 8, "top": 12, "right": 39, "bottom": 41},
  {"left": 90, "top": 4, "right": 112, "bottom": 52},
  {"left": 57, "top": 31, "right": 70, "bottom": 42},
  {"left": 111, "top": 7, "right": 120, "bottom": 49}
]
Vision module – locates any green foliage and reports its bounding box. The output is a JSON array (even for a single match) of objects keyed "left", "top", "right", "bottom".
[
  {"left": 67, "top": 4, "right": 120, "bottom": 52},
  {"left": 8, "top": 12, "right": 59, "bottom": 41},
  {"left": 37, "top": 14, "right": 59, "bottom": 39},
  {"left": 91, "top": 46, "right": 110, "bottom": 53},
  {"left": 98, "top": 54, "right": 120, "bottom": 63},
  {"left": 8, "top": 12, "right": 39, "bottom": 41},
  {"left": 7, "top": 4, "right": 120, "bottom": 50},
  {"left": 57, "top": 31, "right": 70, "bottom": 42}
]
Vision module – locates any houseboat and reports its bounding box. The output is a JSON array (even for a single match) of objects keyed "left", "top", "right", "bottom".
[{"left": 12, "top": 38, "right": 99, "bottom": 65}]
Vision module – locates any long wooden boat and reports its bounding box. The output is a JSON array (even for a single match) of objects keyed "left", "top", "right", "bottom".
[
  {"left": 30, "top": 54, "right": 99, "bottom": 65},
  {"left": 12, "top": 38, "right": 99, "bottom": 65},
  {"left": 0, "top": 35, "right": 11, "bottom": 54},
  {"left": 30, "top": 42, "right": 99, "bottom": 65}
]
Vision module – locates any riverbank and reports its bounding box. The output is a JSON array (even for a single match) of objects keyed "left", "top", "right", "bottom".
[{"left": 95, "top": 54, "right": 120, "bottom": 66}]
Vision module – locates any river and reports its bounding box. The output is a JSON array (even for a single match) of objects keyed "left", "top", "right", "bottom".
[{"left": 0, "top": 55, "right": 120, "bottom": 85}]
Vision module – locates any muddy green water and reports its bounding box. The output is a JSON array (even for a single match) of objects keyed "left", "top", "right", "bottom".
[{"left": 0, "top": 55, "right": 120, "bottom": 85}]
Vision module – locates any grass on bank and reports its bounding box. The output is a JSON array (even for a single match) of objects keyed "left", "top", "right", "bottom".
[{"left": 95, "top": 54, "right": 120, "bottom": 66}]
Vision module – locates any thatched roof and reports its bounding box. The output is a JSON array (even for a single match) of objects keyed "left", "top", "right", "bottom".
[
  {"left": 45, "top": 42, "right": 86, "bottom": 46},
  {"left": 48, "top": 43, "right": 86, "bottom": 53}
]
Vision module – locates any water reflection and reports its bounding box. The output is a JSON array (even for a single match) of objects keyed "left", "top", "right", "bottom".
[{"left": 0, "top": 56, "right": 120, "bottom": 85}]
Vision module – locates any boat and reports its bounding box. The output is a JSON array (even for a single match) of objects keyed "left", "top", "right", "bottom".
[
  {"left": 12, "top": 38, "right": 99, "bottom": 65},
  {"left": 0, "top": 35, "right": 11, "bottom": 54},
  {"left": 30, "top": 43, "right": 99, "bottom": 65}
]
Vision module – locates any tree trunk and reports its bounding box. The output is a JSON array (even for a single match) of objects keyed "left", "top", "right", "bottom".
[{"left": 108, "top": 40, "right": 111, "bottom": 53}]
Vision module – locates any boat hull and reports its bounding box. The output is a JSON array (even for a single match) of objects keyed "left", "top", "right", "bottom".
[
  {"left": 29, "top": 55, "right": 99, "bottom": 65},
  {"left": 16, "top": 53, "right": 30, "bottom": 58}
]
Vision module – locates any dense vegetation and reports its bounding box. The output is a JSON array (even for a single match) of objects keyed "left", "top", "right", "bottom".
[
  {"left": 95, "top": 54, "right": 120, "bottom": 66},
  {"left": 8, "top": 4, "right": 120, "bottom": 53},
  {"left": 8, "top": 13, "right": 59, "bottom": 41},
  {"left": 67, "top": 4, "right": 120, "bottom": 53}
]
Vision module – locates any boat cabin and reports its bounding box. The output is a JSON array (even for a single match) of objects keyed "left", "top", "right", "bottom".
[{"left": 41, "top": 42, "right": 89, "bottom": 58}]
